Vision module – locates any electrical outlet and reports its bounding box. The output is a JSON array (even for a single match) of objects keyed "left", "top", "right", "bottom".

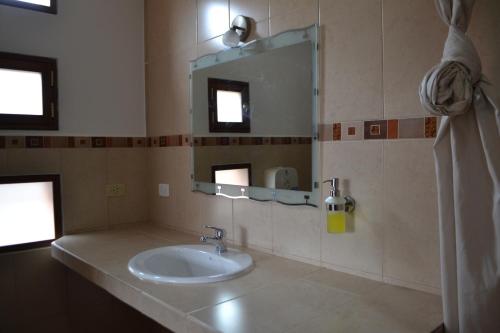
[
  {"left": 106, "top": 184, "right": 126, "bottom": 197},
  {"left": 159, "top": 184, "right": 169, "bottom": 197}
]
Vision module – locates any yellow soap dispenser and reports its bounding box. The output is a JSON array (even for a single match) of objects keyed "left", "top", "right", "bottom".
[{"left": 324, "top": 178, "right": 348, "bottom": 234}]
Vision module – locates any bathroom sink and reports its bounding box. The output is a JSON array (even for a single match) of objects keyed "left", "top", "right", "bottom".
[{"left": 128, "top": 245, "right": 253, "bottom": 284}]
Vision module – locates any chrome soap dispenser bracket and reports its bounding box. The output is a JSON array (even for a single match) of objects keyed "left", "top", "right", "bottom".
[{"left": 323, "top": 178, "right": 355, "bottom": 213}]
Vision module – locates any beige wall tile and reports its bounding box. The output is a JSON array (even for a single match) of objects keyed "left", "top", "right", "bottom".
[
  {"left": 230, "top": 0, "right": 269, "bottom": 23},
  {"left": 106, "top": 148, "right": 148, "bottom": 226},
  {"left": 321, "top": 141, "right": 384, "bottom": 278},
  {"left": 383, "top": 140, "right": 440, "bottom": 291},
  {"left": 146, "top": 0, "right": 197, "bottom": 59},
  {"left": 147, "top": 46, "right": 196, "bottom": 136},
  {"left": 196, "top": 36, "right": 225, "bottom": 57},
  {"left": 61, "top": 149, "right": 108, "bottom": 233},
  {"left": 4, "top": 148, "right": 61, "bottom": 175},
  {"left": 233, "top": 199, "right": 273, "bottom": 250},
  {"left": 383, "top": 0, "right": 447, "bottom": 119},
  {"left": 192, "top": 194, "right": 234, "bottom": 241},
  {"left": 468, "top": 0, "right": 500, "bottom": 108},
  {"left": 269, "top": 0, "right": 318, "bottom": 35},
  {"left": 145, "top": 0, "right": 197, "bottom": 137},
  {"left": 272, "top": 204, "right": 321, "bottom": 262},
  {"left": 147, "top": 146, "right": 202, "bottom": 236},
  {"left": 148, "top": 147, "right": 186, "bottom": 227},
  {"left": 248, "top": 19, "right": 269, "bottom": 41},
  {"left": 146, "top": 58, "right": 173, "bottom": 136},
  {"left": 197, "top": 0, "right": 230, "bottom": 42},
  {"left": 320, "top": 0, "right": 383, "bottom": 123},
  {"left": 270, "top": 0, "right": 318, "bottom": 20}
]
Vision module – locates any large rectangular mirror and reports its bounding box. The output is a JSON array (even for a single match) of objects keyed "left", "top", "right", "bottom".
[{"left": 190, "top": 25, "right": 319, "bottom": 206}]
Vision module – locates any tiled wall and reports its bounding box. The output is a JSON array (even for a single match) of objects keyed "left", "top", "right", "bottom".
[
  {"left": 145, "top": 0, "right": 500, "bottom": 295},
  {"left": 0, "top": 147, "right": 148, "bottom": 233}
]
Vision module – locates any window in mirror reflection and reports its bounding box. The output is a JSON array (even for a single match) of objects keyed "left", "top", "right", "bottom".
[
  {"left": 217, "top": 90, "right": 243, "bottom": 122},
  {"left": 212, "top": 164, "right": 251, "bottom": 187},
  {"left": 208, "top": 78, "right": 250, "bottom": 133}
]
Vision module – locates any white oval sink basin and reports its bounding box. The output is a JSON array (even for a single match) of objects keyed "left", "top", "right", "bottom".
[{"left": 128, "top": 245, "right": 253, "bottom": 284}]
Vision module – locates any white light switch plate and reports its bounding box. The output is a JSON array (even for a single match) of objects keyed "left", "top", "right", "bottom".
[{"left": 159, "top": 184, "right": 170, "bottom": 197}]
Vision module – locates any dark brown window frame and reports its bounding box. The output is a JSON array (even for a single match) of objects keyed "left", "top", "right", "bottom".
[
  {"left": 211, "top": 163, "right": 252, "bottom": 187},
  {"left": 208, "top": 78, "right": 250, "bottom": 133},
  {"left": 0, "top": 52, "right": 58, "bottom": 130},
  {"left": 0, "top": 0, "right": 57, "bottom": 14},
  {"left": 0, "top": 174, "right": 62, "bottom": 253}
]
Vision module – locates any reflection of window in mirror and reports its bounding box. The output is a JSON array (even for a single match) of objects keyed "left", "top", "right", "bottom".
[
  {"left": 208, "top": 78, "right": 250, "bottom": 133},
  {"left": 212, "top": 163, "right": 252, "bottom": 187}
]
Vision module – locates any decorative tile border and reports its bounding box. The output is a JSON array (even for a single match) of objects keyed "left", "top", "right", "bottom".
[
  {"left": 191, "top": 136, "right": 312, "bottom": 147},
  {"left": 0, "top": 117, "right": 436, "bottom": 150},
  {"left": 148, "top": 135, "right": 191, "bottom": 147},
  {"left": 0, "top": 136, "right": 147, "bottom": 149},
  {"left": 319, "top": 116, "right": 439, "bottom": 142}
]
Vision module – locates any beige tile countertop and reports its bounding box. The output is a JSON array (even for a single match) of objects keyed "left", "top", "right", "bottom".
[{"left": 51, "top": 223, "right": 442, "bottom": 333}]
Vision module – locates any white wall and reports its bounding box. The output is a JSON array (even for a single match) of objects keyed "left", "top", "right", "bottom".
[{"left": 0, "top": 0, "right": 145, "bottom": 136}]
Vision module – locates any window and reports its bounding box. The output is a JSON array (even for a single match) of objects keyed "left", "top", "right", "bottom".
[
  {"left": 208, "top": 78, "right": 250, "bottom": 133},
  {"left": 0, "top": 52, "right": 58, "bottom": 130},
  {"left": 0, "top": 0, "right": 57, "bottom": 14},
  {"left": 212, "top": 163, "right": 252, "bottom": 187},
  {"left": 0, "top": 175, "right": 62, "bottom": 253}
]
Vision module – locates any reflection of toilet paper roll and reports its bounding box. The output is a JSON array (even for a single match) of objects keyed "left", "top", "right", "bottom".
[{"left": 264, "top": 167, "right": 298, "bottom": 190}]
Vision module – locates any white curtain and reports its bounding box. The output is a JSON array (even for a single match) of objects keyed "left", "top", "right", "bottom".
[{"left": 419, "top": 0, "right": 500, "bottom": 332}]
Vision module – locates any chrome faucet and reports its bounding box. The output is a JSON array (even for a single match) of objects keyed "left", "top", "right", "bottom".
[{"left": 200, "top": 225, "right": 227, "bottom": 254}]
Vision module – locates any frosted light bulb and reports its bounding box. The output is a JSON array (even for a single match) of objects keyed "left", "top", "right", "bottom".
[{"left": 223, "top": 29, "right": 241, "bottom": 48}]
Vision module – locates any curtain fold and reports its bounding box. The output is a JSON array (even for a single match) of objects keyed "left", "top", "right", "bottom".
[{"left": 419, "top": 0, "right": 500, "bottom": 332}]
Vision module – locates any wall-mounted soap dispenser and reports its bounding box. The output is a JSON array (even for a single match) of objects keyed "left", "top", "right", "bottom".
[{"left": 323, "top": 178, "right": 355, "bottom": 233}]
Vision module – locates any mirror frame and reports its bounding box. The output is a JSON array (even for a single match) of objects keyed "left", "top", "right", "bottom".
[{"left": 189, "top": 24, "right": 319, "bottom": 207}]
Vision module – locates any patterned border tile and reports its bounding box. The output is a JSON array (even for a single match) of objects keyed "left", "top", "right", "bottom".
[
  {"left": 318, "top": 124, "right": 333, "bottom": 142},
  {"left": 387, "top": 119, "right": 399, "bottom": 139},
  {"left": 5, "top": 136, "right": 25, "bottom": 148},
  {"left": 0, "top": 136, "right": 148, "bottom": 149},
  {"left": 74, "top": 137, "right": 91, "bottom": 148},
  {"left": 133, "top": 137, "right": 146, "bottom": 147},
  {"left": 364, "top": 120, "right": 387, "bottom": 140},
  {"left": 191, "top": 136, "right": 311, "bottom": 147},
  {"left": 318, "top": 116, "right": 438, "bottom": 142},
  {"left": 26, "top": 136, "right": 45, "bottom": 148},
  {"left": 0, "top": 117, "right": 437, "bottom": 150},
  {"left": 92, "top": 137, "right": 107, "bottom": 148},
  {"left": 425, "top": 117, "right": 438, "bottom": 138},
  {"left": 399, "top": 118, "right": 425, "bottom": 139},
  {"left": 341, "top": 121, "right": 364, "bottom": 141},
  {"left": 332, "top": 123, "right": 341, "bottom": 141}
]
